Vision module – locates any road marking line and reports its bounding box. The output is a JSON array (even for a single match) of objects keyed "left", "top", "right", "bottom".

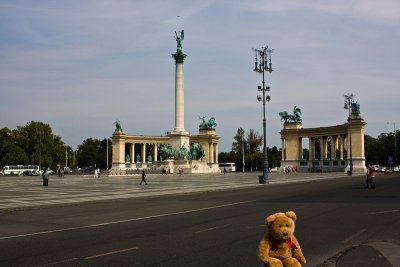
[
  {"left": 369, "top": 209, "right": 400, "bottom": 214},
  {"left": 341, "top": 228, "right": 367, "bottom": 243},
  {"left": 84, "top": 246, "right": 138, "bottom": 260},
  {"left": 0, "top": 200, "right": 255, "bottom": 240},
  {"left": 34, "top": 258, "right": 79, "bottom": 267},
  {"left": 195, "top": 224, "right": 230, "bottom": 234}
]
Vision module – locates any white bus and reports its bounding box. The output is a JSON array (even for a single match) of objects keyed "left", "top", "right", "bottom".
[
  {"left": 2, "top": 165, "right": 40, "bottom": 175},
  {"left": 218, "top": 163, "right": 236, "bottom": 172}
]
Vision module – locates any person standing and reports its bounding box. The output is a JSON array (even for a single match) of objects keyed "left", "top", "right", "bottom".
[
  {"left": 140, "top": 170, "right": 147, "bottom": 185},
  {"left": 366, "top": 164, "right": 376, "bottom": 189},
  {"left": 42, "top": 168, "right": 49, "bottom": 186},
  {"left": 223, "top": 167, "right": 226, "bottom": 175}
]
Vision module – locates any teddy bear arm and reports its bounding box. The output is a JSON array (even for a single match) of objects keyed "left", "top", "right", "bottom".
[
  {"left": 258, "top": 238, "right": 271, "bottom": 262},
  {"left": 258, "top": 237, "right": 284, "bottom": 266},
  {"left": 291, "top": 236, "right": 306, "bottom": 264}
]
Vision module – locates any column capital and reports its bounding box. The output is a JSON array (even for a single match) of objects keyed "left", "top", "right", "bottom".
[{"left": 172, "top": 52, "right": 187, "bottom": 63}]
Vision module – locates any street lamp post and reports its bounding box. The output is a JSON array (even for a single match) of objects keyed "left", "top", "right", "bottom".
[
  {"left": 253, "top": 45, "right": 273, "bottom": 184},
  {"left": 395, "top": 122, "right": 397, "bottom": 166},
  {"left": 242, "top": 133, "right": 245, "bottom": 173},
  {"left": 39, "top": 130, "right": 42, "bottom": 170},
  {"left": 387, "top": 122, "right": 397, "bottom": 166},
  {"left": 343, "top": 93, "right": 355, "bottom": 176},
  {"left": 107, "top": 137, "right": 109, "bottom": 170}
]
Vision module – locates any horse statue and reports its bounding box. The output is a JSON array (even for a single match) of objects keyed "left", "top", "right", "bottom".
[
  {"left": 292, "top": 106, "right": 302, "bottom": 122},
  {"left": 278, "top": 111, "right": 290, "bottom": 123},
  {"left": 199, "top": 116, "right": 217, "bottom": 129},
  {"left": 351, "top": 102, "right": 360, "bottom": 115},
  {"left": 175, "top": 145, "right": 190, "bottom": 160},
  {"left": 279, "top": 106, "right": 302, "bottom": 123},
  {"left": 190, "top": 143, "right": 205, "bottom": 160},
  {"left": 159, "top": 144, "right": 174, "bottom": 160}
]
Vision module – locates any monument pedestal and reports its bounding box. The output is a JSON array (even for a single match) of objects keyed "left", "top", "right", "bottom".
[{"left": 169, "top": 131, "right": 190, "bottom": 149}]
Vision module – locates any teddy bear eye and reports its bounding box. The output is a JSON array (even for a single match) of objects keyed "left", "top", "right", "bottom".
[
  {"left": 278, "top": 224, "right": 282, "bottom": 228},
  {"left": 286, "top": 224, "right": 289, "bottom": 227}
]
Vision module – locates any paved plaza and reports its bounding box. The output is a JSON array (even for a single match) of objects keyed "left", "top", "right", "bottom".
[{"left": 0, "top": 172, "right": 348, "bottom": 210}]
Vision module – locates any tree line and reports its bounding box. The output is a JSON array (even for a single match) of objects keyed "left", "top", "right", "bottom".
[
  {"left": 0, "top": 121, "right": 111, "bottom": 171},
  {"left": 0, "top": 121, "right": 398, "bottom": 171}
]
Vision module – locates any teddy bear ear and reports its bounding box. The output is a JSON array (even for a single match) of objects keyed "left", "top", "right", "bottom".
[
  {"left": 265, "top": 214, "right": 277, "bottom": 225},
  {"left": 285, "top": 211, "right": 297, "bottom": 221}
]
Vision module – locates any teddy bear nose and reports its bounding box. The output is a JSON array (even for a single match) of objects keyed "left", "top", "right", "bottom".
[{"left": 283, "top": 232, "right": 288, "bottom": 236}]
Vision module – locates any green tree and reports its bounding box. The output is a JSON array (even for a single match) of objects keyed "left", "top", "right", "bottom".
[
  {"left": 246, "top": 129, "right": 263, "bottom": 171},
  {"left": 76, "top": 138, "right": 102, "bottom": 169},
  {"left": 232, "top": 127, "right": 245, "bottom": 153},
  {"left": 0, "top": 121, "right": 65, "bottom": 170}
]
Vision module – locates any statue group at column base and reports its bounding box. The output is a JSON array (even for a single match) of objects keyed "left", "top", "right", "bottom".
[
  {"left": 109, "top": 160, "right": 220, "bottom": 175},
  {"left": 154, "top": 160, "right": 220, "bottom": 174}
]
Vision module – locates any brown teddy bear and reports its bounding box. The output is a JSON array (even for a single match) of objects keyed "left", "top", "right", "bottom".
[{"left": 258, "top": 211, "right": 306, "bottom": 267}]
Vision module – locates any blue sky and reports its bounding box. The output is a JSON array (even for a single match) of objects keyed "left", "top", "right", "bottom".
[{"left": 1, "top": 0, "right": 399, "bottom": 152}]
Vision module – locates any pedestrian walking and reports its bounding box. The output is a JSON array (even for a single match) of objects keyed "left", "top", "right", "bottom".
[
  {"left": 140, "top": 170, "right": 147, "bottom": 185},
  {"left": 223, "top": 167, "right": 226, "bottom": 175},
  {"left": 366, "top": 164, "right": 376, "bottom": 189},
  {"left": 94, "top": 168, "right": 98, "bottom": 179},
  {"left": 42, "top": 168, "right": 49, "bottom": 187}
]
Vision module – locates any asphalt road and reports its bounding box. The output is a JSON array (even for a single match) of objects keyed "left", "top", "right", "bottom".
[{"left": 0, "top": 173, "right": 399, "bottom": 266}]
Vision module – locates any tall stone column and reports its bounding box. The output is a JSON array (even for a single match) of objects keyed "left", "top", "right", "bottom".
[
  {"left": 170, "top": 35, "right": 190, "bottom": 149},
  {"left": 174, "top": 56, "right": 186, "bottom": 133}
]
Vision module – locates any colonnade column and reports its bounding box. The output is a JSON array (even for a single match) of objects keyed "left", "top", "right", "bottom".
[
  {"left": 209, "top": 142, "right": 214, "bottom": 163},
  {"left": 281, "top": 138, "right": 285, "bottom": 160},
  {"left": 298, "top": 137, "right": 303, "bottom": 160},
  {"left": 332, "top": 136, "right": 338, "bottom": 159},
  {"left": 309, "top": 137, "right": 315, "bottom": 160},
  {"left": 130, "top": 143, "right": 135, "bottom": 163},
  {"left": 153, "top": 144, "right": 158, "bottom": 162},
  {"left": 340, "top": 135, "right": 344, "bottom": 159},
  {"left": 141, "top": 144, "right": 146, "bottom": 164},
  {"left": 321, "top": 137, "right": 327, "bottom": 159},
  {"left": 214, "top": 144, "right": 218, "bottom": 163}
]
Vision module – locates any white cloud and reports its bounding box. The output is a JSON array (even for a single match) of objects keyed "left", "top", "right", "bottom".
[{"left": 236, "top": 0, "right": 400, "bottom": 23}]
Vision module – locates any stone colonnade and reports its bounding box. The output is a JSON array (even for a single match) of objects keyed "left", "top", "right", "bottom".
[
  {"left": 111, "top": 129, "right": 219, "bottom": 172},
  {"left": 280, "top": 114, "right": 366, "bottom": 173}
]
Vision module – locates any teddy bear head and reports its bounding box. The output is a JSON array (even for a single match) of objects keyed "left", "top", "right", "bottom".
[{"left": 265, "top": 211, "right": 297, "bottom": 241}]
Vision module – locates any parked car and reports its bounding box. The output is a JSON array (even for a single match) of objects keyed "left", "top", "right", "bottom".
[
  {"left": 383, "top": 167, "right": 392, "bottom": 173},
  {"left": 28, "top": 170, "right": 40, "bottom": 176},
  {"left": 378, "top": 167, "right": 386, "bottom": 173},
  {"left": 392, "top": 166, "right": 399, "bottom": 172},
  {"left": 63, "top": 167, "right": 72, "bottom": 174}
]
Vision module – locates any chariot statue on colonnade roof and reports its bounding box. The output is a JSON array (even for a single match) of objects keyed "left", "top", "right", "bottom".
[
  {"left": 198, "top": 116, "right": 217, "bottom": 129},
  {"left": 279, "top": 106, "right": 302, "bottom": 123}
]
